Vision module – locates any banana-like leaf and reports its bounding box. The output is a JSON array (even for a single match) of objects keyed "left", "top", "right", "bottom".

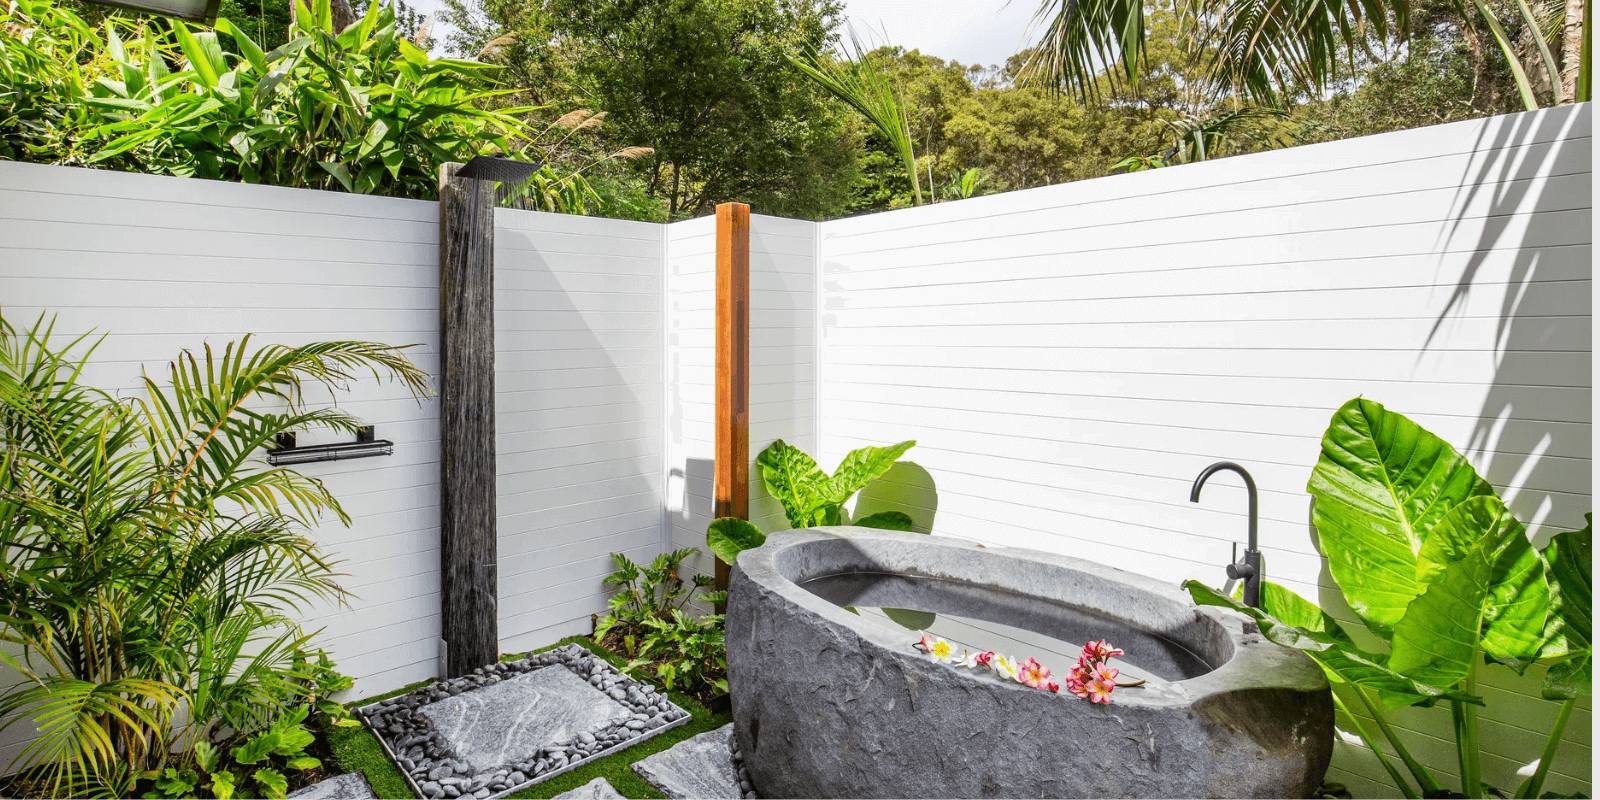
[
  {"left": 706, "top": 517, "right": 766, "bottom": 566},
  {"left": 1307, "top": 398, "right": 1495, "bottom": 637},
  {"left": 823, "top": 440, "right": 915, "bottom": 508},
  {"left": 854, "top": 511, "right": 915, "bottom": 531},
  {"left": 1540, "top": 516, "right": 1591, "bottom": 699},
  {"left": 756, "top": 439, "right": 830, "bottom": 528}
]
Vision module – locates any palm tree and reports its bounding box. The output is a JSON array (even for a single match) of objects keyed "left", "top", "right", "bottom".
[
  {"left": 0, "top": 313, "right": 429, "bottom": 796},
  {"left": 1025, "top": 0, "right": 1588, "bottom": 112}
]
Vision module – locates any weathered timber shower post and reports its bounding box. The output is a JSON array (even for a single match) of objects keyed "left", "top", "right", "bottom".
[
  {"left": 713, "top": 203, "right": 751, "bottom": 594},
  {"left": 438, "top": 162, "right": 498, "bottom": 677}
]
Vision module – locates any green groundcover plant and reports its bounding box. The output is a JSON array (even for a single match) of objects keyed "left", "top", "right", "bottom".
[
  {"left": 1185, "top": 397, "right": 1590, "bottom": 800},
  {"left": 594, "top": 548, "right": 727, "bottom": 699},
  {"left": 0, "top": 312, "right": 429, "bottom": 798}
]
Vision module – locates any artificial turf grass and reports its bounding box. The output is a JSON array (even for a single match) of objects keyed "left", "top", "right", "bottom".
[{"left": 327, "top": 635, "right": 730, "bottom": 800}]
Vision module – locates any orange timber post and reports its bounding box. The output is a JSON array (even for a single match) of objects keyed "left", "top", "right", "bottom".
[{"left": 713, "top": 202, "right": 751, "bottom": 594}]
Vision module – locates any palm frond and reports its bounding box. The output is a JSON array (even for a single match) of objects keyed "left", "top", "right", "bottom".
[{"left": 789, "top": 29, "right": 924, "bottom": 205}]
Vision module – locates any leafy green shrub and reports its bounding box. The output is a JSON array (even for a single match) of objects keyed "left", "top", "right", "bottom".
[
  {"left": 0, "top": 0, "right": 94, "bottom": 163},
  {"left": 705, "top": 438, "right": 917, "bottom": 566},
  {"left": 1185, "top": 397, "right": 1590, "bottom": 800},
  {"left": 81, "top": 0, "right": 531, "bottom": 197},
  {"left": 0, "top": 312, "right": 429, "bottom": 797},
  {"left": 707, "top": 438, "right": 930, "bottom": 629},
  {"left": 0, "top": 0, "right": 627, "bottom": 211},
  {"left": 594, "top": 549, "right": 727, "bottom": 699}
]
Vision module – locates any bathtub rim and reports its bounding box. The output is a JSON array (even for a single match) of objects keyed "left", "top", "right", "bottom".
[{"left": 732, "top": 526, "right": 1328, "bottom": 709}]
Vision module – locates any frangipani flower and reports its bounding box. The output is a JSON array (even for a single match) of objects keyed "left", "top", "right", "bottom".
[
  {"left": 1086, "top": 675, "right": 1115, "bottom": 704},
  {"left": 914, "top": 634, "right": 936, "bottom": 653},
  {"left": 928, "top": 638, "right": 955, "bottom": 661},
  {"left": 1093, "top": 662, "right": 1118, "bottom": 684},
  {"left": 1081, "top": 639, "right": 1124, "bottom": 662},
  {"left": 1045, "top": 680, "right": 1061, "bottom": 694},
  {"left": 972, "top": 651, "right": 994, "bottom": 668},
  {"left": 991, "top": 653, "right": 1020, "bottom": 681},
  {"left": 1018, "top": 657, "right": 1051, "bottom": 688}
]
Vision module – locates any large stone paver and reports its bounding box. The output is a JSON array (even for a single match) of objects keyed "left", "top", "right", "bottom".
[
  {"left": 552, "top": 777, "right": 626, "bottom": 799},
  {"left": 418, "top": 665, "right": 631, "bottom": 773},
  {"left": 286, "top": 772, "right": 378, "bottom": 799},
  {"left": 360, "top": 644, "right": 692, "bottom": 800},
  {"left": 630, "top": 723, "right": 741, "bottom": 799}
]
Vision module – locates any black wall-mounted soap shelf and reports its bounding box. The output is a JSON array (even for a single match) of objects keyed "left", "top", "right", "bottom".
[{"left": 267, "top": 426, "right": 394, "bottom": 466}]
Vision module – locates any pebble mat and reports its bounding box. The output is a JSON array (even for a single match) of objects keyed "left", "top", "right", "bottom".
[{"left": 358, "top": 644, "right": 691, "bottom": 800}]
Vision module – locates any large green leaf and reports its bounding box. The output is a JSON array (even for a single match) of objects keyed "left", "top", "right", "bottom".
[
  {"left": 853, "top": 511, "right": 915, "bottom": 531},
  {"left": 756, "top": 439, "right": 829, "bottom": 528},
  {"left": 823, "top": 440, "right": 915, "bottom": 508},
  {"left": 1188, "top": 581, "right": 1482, "bottom": 707},
  {"left": 1387, "top": 508, "right": 1523, "bottom": 688},
  {"left": 1307, "top": 398, "right": 1495, "bottom": 637},
  {"left": 1409, "top": 496, "right": 1549, "bottom": 672},
  {"left": 706, "top": 517, "right": 766, "bottom": 566},
  {"left": 1540, "top": 517, "right": 1591, "bottom": 699}
]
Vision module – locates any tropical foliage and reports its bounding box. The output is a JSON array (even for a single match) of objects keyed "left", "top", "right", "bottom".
[
  {"left": 706, "top": 438, "right": 929, "bottom": 629},
  {"left": 0, "top": 313, "right": 428, "bottom": 797},
  {"left": 1184, "top": 397, "right": 1590, "bottom": 800},
  {"left": 1024, "top": 0, "right": 1589, "bottom": 111},
  {"left": 441, "top": 0, "right": 857, "bottom": 220},
  {"left": 0, "top": 0, "right": 622, "bottom": 211},
  {"left": 593, "top": 549, "right": 728, "bottom": 699}
]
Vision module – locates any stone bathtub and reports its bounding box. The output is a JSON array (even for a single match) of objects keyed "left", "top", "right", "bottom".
[{"left": 725, "top": 528, "right": 1333, "bottom": 799}]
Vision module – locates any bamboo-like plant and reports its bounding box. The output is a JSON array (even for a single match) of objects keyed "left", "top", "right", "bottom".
[{"left": 0, "top": 312, "right": 429, "bottom": 796}]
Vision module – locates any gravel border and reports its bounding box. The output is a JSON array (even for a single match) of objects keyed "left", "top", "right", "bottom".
[{"left": 356, "top": 644, "right": 692, "bottom": 800}]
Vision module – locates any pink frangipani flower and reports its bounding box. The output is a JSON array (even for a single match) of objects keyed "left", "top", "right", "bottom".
[
  {"left": 973, "top": 651, "right": 994, "bottom": 668},
  {"left": 1086, "top": 675, "right": 1115, "bottom": 704},
  {"left": 1046, "top": 680, "right": 1061, "bottom": 694},
  {"left": 1018, "top": 657, "right": 1051, "bottom": 688}
]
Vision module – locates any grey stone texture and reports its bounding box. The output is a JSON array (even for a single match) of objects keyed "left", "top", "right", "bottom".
[
  {"left": 359, "top": 644, "right": 692, "bottom": 800},
  {"left": 286, "top": 772, "right": 378, "bottom": 799},
  {"left": 726, "top": 528, "right": 1334, "bottom": 799},
  {"left": 552, "top": 777, "right": 627, "bottom": 799},
  {"left": 631, "top": 724, "right": 742, "bottom": 799},
  {"left": 418, "top": 665, "right": 631, "bottom": 772}
]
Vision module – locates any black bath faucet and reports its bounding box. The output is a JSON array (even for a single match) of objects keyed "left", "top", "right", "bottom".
[{"left": 1189, "top": 461, "right": 1261, "bottom": 608}]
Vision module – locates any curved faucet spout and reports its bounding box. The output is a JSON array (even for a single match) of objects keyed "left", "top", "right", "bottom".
[{"left": 1190, "top": 461, "right": 1262, "bottom": 608}]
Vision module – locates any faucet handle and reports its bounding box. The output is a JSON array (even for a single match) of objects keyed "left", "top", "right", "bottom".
[{"left": 1226, "top": 561, "right": 1257, "bottom": 580}]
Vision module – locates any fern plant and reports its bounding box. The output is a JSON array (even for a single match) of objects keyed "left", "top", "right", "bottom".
[{"left": 0, "top": 312, "right": 429, "bottom": 797}]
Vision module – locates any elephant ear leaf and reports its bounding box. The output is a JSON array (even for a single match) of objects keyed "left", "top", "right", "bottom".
[
  {"left": 854, "top": 511, "right": 915, "bottom": 531},
  {"left": 756, "top": 439, "right": 829, "bottom": 529},
  {"left": 1307, "top": 398, "right": 1495, "bottom": 638},
  {"left": 1540, "top": 516, "right": 1591, "bottom": 700},
  {"left": 1387, "top": 498, "right": 1542, "bottom": 685},
  {"left": 706, "top": 518, "right": 766, "bottom": 566},
  {"left": 824, "top": 440, "right": 915, "bottom": 506},
  {"left": 1187, "top": 581, "right": 1481, "bottom": 708}
]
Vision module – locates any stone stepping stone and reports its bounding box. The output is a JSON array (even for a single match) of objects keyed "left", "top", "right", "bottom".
[
  {"left": 552, "top": 777, "right": 626, "bottom": 799},
  {"left": 631, "top": 723, "right": 743, "bottom": 799},
  {"left": 286, "top": 772, "right": 378, "bottom": 799},
  {"left": 358, "top": 644, "right": 692, "bottom": 800}
]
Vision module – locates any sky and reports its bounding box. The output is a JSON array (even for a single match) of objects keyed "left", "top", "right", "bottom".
[
  {"left": 836, "top": 0, "right": 1040, "bottom": 69},
  {"left": 409, "top": 0, "right": 1043, "bottom": 68}
]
